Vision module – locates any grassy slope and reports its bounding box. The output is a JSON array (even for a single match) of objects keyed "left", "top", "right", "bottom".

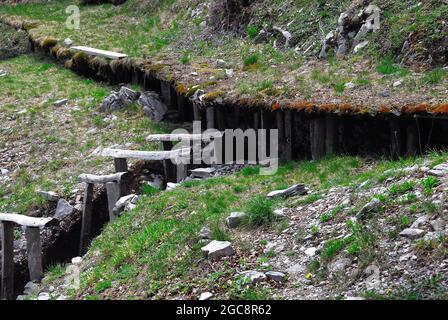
[
  {"left": 38, "top": 152, "right": 448, "bottom": 300},
  {"left": 0, "top": 55, "right": 168, "bottom": 213},
  {"left": 0, "top": 0, "right": 446, "bottom": 110}
]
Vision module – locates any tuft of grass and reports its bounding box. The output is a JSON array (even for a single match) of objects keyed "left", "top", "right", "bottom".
[
  {"left": 180, "top": 52, "right": 190, "bottom": 65},
  {"left": 243, "top": 53, "right": 259, "bottom": 66},
  {"left": 421, "top": 176, "right": 439, "bottom": 195},
  {"left": 246, "top": 25, "right": 259, "bottom": 39},
  {"left": 243, "top": 196, "right": 274, "bottom": 226},
  {"left": 388, "top": 181, "right": 415, "bottom": 195},
  {"left": 376, "top": 57, "right": 408, "bottom": 76},
  {"left": 211, "top": 222, "right": 230, "bottom": 241},
  {"left": 423, "top": 68, "right": 447, "bottom": 85},
  {"left": 320, "top": 205, "right": 345, "bottom": 223}
]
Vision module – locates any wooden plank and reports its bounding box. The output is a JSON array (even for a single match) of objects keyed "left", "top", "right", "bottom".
[
  {"left": 310, "top": 118, "right": 326, "bottom": 160},
  {"left": 206, "top": 107, "right": 215, "bottom": 129},
  {"left": 79, "top": 183, "right": 94, "bottom": 254},
  {"left": 100, "top": 148, "right": 191, "bottom": 161},
  {"left": 162, "top": 141, "right": 176, "bottom": 183},
  {"left": 0, "top": 213, "right": 55, "bottom": 228},
  {"left": 78, "top": 172, "right": 126, "bottom": 184},
  {"left": 25, "top": 227, "right": 43, "bottom": 282},
  {"left": 146, "top": 132, "right": 223, "bottom": 142},
  {"left": 1, "top": 221, "right": 14, "bottom": 300},
  {"left": 325, "top": 114, "right": 338, "bottom": 155},
  {"left": 70, "top": 46, "right": 127, "bottom": 60},
  {"left": 284, "top": 110, "right": 293, "bottom": 161},
  {"left": 105, "top": 182, "right": 121, "bottom": 222},
  {"left": 406, "top": 122, "right": 418, "bottom": 157}
]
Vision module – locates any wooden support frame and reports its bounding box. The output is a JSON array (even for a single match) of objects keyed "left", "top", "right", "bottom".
[
  {"left": 389, "top": 117, "right": 402, "bottom": 159},
  {"left": 105, "top": 182, "right": 121, "bottom": 222},
  {"left": 25, "top": 227, "right": 43, "bottom": 282},
  {"left": 406, "top": 121, "right": 418, "bottom": 157},
  {"left": 206, "top": 106, "right": 215, "bottom": 130},
  {"left": 79, "top": 183, "right": 94, "bottom": 255},
  {"left": 1, "top": 221, "right": 14, "bottom": 300},
  {"left": 284, "top": 110, "right": 293, "bottom": 161},
  {"left": 325, "top": 114, "right": 338, "bottom": 155},
  {"left": 310, "top": 117, "right": 326, "bottom": 160}
]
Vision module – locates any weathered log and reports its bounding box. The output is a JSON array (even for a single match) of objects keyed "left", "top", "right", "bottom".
[
  {"left": 105, "top": 182, "right": 121, "bottom": 222},
  {"left": 0, "top": 213, "right": 55, "bottom": 228},
  {"left": 78, "top": 172, "right": 126, "bottom": 184},
  {"left": 79, "top": 183, "right": 94, "bottom": 254},
  {"left": 25, "top": 227, "right": 43, "bottom": 282},
  {"left": 1, "top": 221, "right": 14, "bottom": 300},
  {"left": 310, "top": 118, "right": 326, "bottom": 160},
  {"left": 101, "top": 148, "right": 191, "bottom": 161}
]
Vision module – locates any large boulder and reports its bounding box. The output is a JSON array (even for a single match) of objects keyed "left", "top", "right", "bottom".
[{"left": 138, "top": 92, "right": 168, "bottom": 122}]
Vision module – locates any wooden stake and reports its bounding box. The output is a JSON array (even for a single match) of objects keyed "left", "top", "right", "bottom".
[
  {"left": 193, "top": 104, "right": 202, "bottom": 122},
  {"left": 325, "top": 114, "right": 338, "bottom": 155},
  {"left": 114, "top": 158, "right": 129, "bottom": 196},
  {"left": 25, "top": 227, "right": 43, "bottom": 283},
  {"left": 160, "top": 81, "right": 172, "bottom": 107},
  {"left": 406, "top": 122, "right": 418, "bottom": 157},
  {"left": 284, "top": 110, "right": 293, "bottom": 161},
  {"left": 390, "top": 118, "right": 402, "bottom": 159},
  {"left": 106, "top": 182, "right": 121, "bottom": 222},
  {"left": 310, "top": 118, "right": 326, "bottom": 160},
  {"left": 79, "top": 183, "right": 94, "bottom": 254},
  {"left": 276, "top": 111, "right": 285, "bottom": 161},
  {"left": 1, "top": 221, "right": 14, "bottom": 300}
]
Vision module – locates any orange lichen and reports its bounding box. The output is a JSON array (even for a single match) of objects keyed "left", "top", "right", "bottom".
[
  {"left": 378, "top": 106, "right": 391, "bottom": 114},
  {"left": 175, "top": 84, "right": 188, "bottom": 94},
  {"left": 401, "top": 103, "right": 430, "bottom": 114},
  {"left": 40, "top": 36, "right": 58, "bottom": 49},
  {"left": 433, "top": 104, "right": 448, "bottom": 114},
  {"left": 271, "top": 101, "right": 281, "bottom": 111}
]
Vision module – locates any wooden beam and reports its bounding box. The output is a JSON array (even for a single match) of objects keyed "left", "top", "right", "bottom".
[
  {"left": 1, "top": 221, "right": 14, "bottom": 300},
  {"left": 325, "top": 114, "right": 338, "bottom": 155},
  {"left": 206, "top": 107, "right": 215, "bottom": 129},
  {"left": 79, "top": 183, "right": 94, "bottom": 254},
  {"left": 70, "top": 46, "right": 127, "bottom": 60},
  {"left": 105, "top": 182, "right": 121, "bottom": 222},
  {"left": 101, "top": 148, "right": 191, "bottom": 161},
  {"left": 25, "top": 227, "right": 43, "bottom": 282},
  {"left": 276, "top": 111, "right": 285, "bottom": 161},
  {"left": 310, "top": 118, "right": 326, "bottom": 160},
  {"left": 0, "top": 213, "right": 55, "bottom": 228},
  {"left": 146, "top": 132, "right": 223, "bottom": 142},
  {"left": 176, "top": 163, "right": 188, "bottom": 183},
  {"left": 162, "top": 141, "right": 176, "bottom": 183},
  {"left": 284, "top": 110, "right": 293, "bottom": 161},
  {"left": 389, "top": 118, "right": 402, "bottom": 159},
  {"left": 406, "top": 122, "right": 418, "bottom": 157},
  {"left": 78, "top": 172, "right": 126, "bottom": 184}
]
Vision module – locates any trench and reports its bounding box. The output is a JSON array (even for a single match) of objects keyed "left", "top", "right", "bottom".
[{"left": 2, "top": 22, "right": 448, "bottom": 299}]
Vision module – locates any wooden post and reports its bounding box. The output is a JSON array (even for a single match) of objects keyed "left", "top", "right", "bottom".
[
  {"left": 114, "top": 158, "right": 129, "bottom": 196},
  {"left": 216, "top": 107, "right": 226, "bottom": 131},
  {"left": 177, "top": 94, "right": 185, "bottom": 121},
  {"left": 325, "top": 114, "right": 338, "bottom": 155},
  {"left": 310, "top": 117, "right": 326, "bottom": 160},
  {"left": 162, "top": 141, "right": 176, "bottom": 183},
  {"left": 25, "top": 227, "right": 43, "bottom": 283},
  {"left": 193, "top": 104, "right": 202, "bottom": 122},
  {"left": 160, "top": 81, "right": 172, "bottom": 108},
  {"left": 176, "top": 163, "right": 188, "bottom": 183},
  {"left": 79, "top": 183, "right": 94, "bottom": 254},
  {"left": 406, "top": 122, "right": 418, "bottom": 157},
  {"left": 276, "top": 111, "right": 285, "bottom": 161},
  {"left": 390, "top": 118, "right": 402, "bottom": 159},
  {"left": 284, "top": 110, "right": 293, "bottom": 161},
  {"left": 1, "top": 221, "right": 14, "bottom": 300},
  {"left": 206, "top": 107, "right": 215, "bottom": 129},
  {"left": 106, "top": 182, "right": 121, "bottom": 222}
]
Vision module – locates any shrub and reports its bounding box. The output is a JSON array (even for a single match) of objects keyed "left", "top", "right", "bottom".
[{"left": 243, "top": 196, "right": 274, "bottom": 226}]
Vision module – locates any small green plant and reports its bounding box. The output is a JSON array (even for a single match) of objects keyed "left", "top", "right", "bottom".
[
  {"left": 333, "top": 81, "right": 345, "bottom": 94},
  {"left": 321, "top": 238, "right": 346, "bottom": 261},
  {"left": 389, "top": 181, "right": 415, "bottom": 195},
  {"left": 243, "top": 53, "right": 259, "bottom": 66},
  {"left": 141, "top": 184, "right": 159, "bottom": 196},
  {"left": 246, "top": 25, "right": 259, "bottom": 39},
  {"left": 376, "top": 57, "right": 408, "bottom": 76},
  {"left": 320, "top": 205, "right": 345, "bottom": 223},
  {"left": 422, "top": 176, "right": 439, "bottom": 195},
  {"left": 180, "top": 52, "right": 190, "bottom": 65},
  {"left": 211, "top": 223, "right": 230, "bottom": 241},
  {"left": 423, "top": 68, "right": 446, "bottom": 85},
  {"left": 243, "top": 196, "right": 274, "bottom": 226},
  {"left": 310, "top": 224, "right": 320, "bottom": 236}
]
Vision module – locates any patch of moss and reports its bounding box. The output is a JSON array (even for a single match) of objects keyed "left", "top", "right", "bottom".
[
  {"left": 202, "top": 91, "right": 225, "bottom": 102},
  {"left": 40, "top": 36, "right": 57, "bottom": 49}
]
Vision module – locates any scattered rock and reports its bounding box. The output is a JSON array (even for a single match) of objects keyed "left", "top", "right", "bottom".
[
  {"left": 226, "top": 212, "right": 247, "bottom": 229},
  {"left": 99, "top": 87, "right": 140, "bottom": 112},
  {"left": 353, "top": 40, "right": 369, "bottom": 53},
  {"left": 201, "top": 240, "right": 235, "bottom": 260},
  {"left": 113, "top": 194, "right": 137, "bottom": 216},
  {"left": 199, "top": 226, "right": 212, "bottom": 239},
  {"left": 36, "top": 190, "right": 59, "bottom": 202},
  {"left": 304, "top": 247, "right": 318, "bottom": 257},
  {"left": 430, "top": 219, "right": 445, "bottom": 232},
  {"left": 344, "top": 82, "right": 355, "bottom": 89},
  {"left": 393, "top": 80, "right": 402, "bottom": 87},
  {"left": 345, "top": 296, "right": 365, "bottom": 300},
  {"left": 191, "top": 167, "right": 216, "bottom": 179},
  {"left": 199, "top": 292, "right": 213, "bottom": 300},
  {"left": 71, "top": 256, "right": 82, "bottom": 265},
  {"left": 273, "top": 26, "right": 292, "bottom": 48},
  {"left": 225, "top": 69, "right": 234, "bottom": 78},
  {"left": 355, "top": 198, "right": 381, "bottom": 220},
  {"left": 410, "top": 215, "right": 428, "bottom": 228},
  {"left": 166, "top": 182, "right": 179, "bottom": 190},
  {"left": 216, "top": 59, "right": 226, "bottom": 67},
  {"left": 1, "top": 168, "right": 10, "bottom": 175},
  {"left": 37, "top": 292, "right": 50, "bottom": 300},
  {"left": 265, "top": 271, "right": 286, "bottom": 282},
  {"left": 267, "top": 184, "right": 308, "bottom": 199},
  {"left": 23, "top": 281, "right": 38, "bottom": 295},
  {"left": 63, "top": 38, "right": 73, "bottom": 46},
  {"left": 54, "top": 199, "right": 74, "bottom": 221},
  {"left": 238, "top": 270, "right": 266, "bottom": 284},
  {"left": 328, "top": 257, "right": 352, "bottom": 273},
  {"left": 54, "top": 98, "right": 68, "bottom": 107},
  {"left": 138, "top": 92, "right": 168, "bottom": 122},
  {"left": 399, "top": 228, "right": 426, "bottom": 239},
  {"left": 379, "top": 89, "right": 391, "bottom": 97}
]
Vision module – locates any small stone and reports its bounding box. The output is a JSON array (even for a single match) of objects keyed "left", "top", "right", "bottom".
[
  {"left": 356, "top": 198, "right": 381, "bottom": 220},
  {"left": 328, "top": 257, "right": 351, "bottom": 273},
  {"left": 113, "top": 194, "right": 136, "bottom": 216},
  {"left": 54, "top": 99, "right": 68, "bottom": 107},
  {"left": 191, "top": 167, "right": 216, "bottom": 179},
  {"left": 201, "top": 240, "right": 235, "bottom": 260},
  {"left": 37, "top": 292, "right": 50, "bottom": 300},
  {"left": 63, "top": 38, "right": 73, "bottom": 46},
  {"left": 226, "top": 212, "right": 247, "bottom": 229},
  {"left": 23, "top": 281, "right": 38, "bottom": 295},
  {"left": 393, "top": 80, "right": 402, "bottom": 87},
  {"left": 216, "top": 59, "right": 226, "bottom": 67},
  {"left": 238, "top": 270, "right": 266, "bottom": 284},
  {"left": 267, "top": 184, "right": 308, "bottom": 199},
  {"left": 345, "top": 296, "right": 365, "bottom": 300},
  {"left": 411, "top": 215, "right": 428, "bottom": 228},
  {"left": 304, "top": 247, "right": 317, "bottom": 257},
  {"left": 199, "top": 21, "right": 207, "bottom": 28},
  {"left": 166, "top": 182, "right": 179, "bottom": 190},
  {"left": 344, "top": 82, "right": 355, "bottom": 89},
  {"left": 36, "top": 190, "right": 59, "bottom": 202},
  {"left": 379, "top": 89, "right": 391, "bottom": 97},
  {"left": 71, "top": 256, "right": 82, "bottom": 265},
  {"left": 353, "top": 40, "right": 369, "bottom": 53},
  {"left": 199, "top": 292, "right": 213, "bottom": 300},
  {"left": 199, "top": 226, "right": 212, "bottom": 239},
  {"left": 399, "top": 228, "right": 426, "bottom": 239},
  {"left": 1, "top": 168, "right": 10, "bottom": 175},
  {"left": 430, "top": 219, "right": 445, "bottom": 232},
  {"left": 54, "top": 199, "right": 74, "bottom": 221},
  {"left": 225, "top": 69, "right": 234, "bottom": 78},
  {"left": 265, "top": 271, "right": 286, "bottom": 282}
]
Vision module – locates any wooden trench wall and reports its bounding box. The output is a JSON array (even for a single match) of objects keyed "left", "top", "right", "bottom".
[{"left": 27, "top": 36, "right": 448, "bottom": 162}]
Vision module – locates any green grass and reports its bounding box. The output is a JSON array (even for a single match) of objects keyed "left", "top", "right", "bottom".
[
  {"left": 388, "top": 181, "right": 415, "bottom": 196},
  {"left": 243, "top": 196, "right": 274, "bottom": 227},
  {"left": 243, "top": 53, "right": 260, "bottom": 66},
  {"left": 376, "top": 57, "right": 409, "bottom": 76},
  {"left": 421, "top": 176, "right": 439, "bottom": 195}
]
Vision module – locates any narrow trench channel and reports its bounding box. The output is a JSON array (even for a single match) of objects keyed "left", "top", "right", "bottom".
[{"left": 2, "top": 24, "right": 448, "bottom": 298}]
